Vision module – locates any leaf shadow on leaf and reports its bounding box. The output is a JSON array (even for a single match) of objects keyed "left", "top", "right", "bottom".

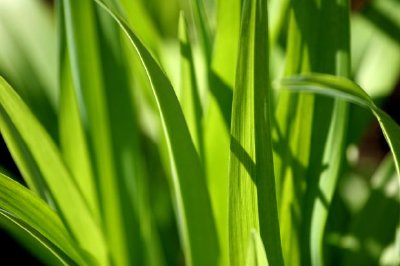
[
  {"left": 291, "top": 0, "right": 348, "bottom": 73},
  {"left": 209, "top": 70, "right": 233, "bottom": 130},
  {"left": 272, "top": 113, "right": 306, "bottom": 235},
  {"left": 230, "top": 136, "right": 256, "bottom": 182},
  {"left": 272, "top": 100, "right": 332, "bottom": 256}
]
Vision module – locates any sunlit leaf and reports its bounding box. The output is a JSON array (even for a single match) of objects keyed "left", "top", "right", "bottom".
[
  {"left": 0, "top": 77, "right": 107, "bottom": 265},
  {"left": 282, "top": 73, "right": 400, "bottom": 262},
  {"left": 228, "top": 0, "right": 283, "bottom": 265},
  {"left": 93, "top": 1, "right": 220, "bottom": 265},
  {"left": 0, "top": 172, "right": 85, "bottom": 265}
]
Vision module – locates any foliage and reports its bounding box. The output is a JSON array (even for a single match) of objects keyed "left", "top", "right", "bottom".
[{"left": 0, "top": 0, "right": 399, "bottom": 265}]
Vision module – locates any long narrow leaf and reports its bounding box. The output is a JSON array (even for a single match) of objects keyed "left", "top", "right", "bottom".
[
  {"left": 0, "top": 212, "right": 71, "bottom": 266},
  {"left": 245, "top": 230, "right": 269, "bottom": 266},
  {"left": 62, "top": 1, "right": 134, "bottom": 264},
  {"left": 0, "top": 77, "right": 107, "bottom": 265},
  {"left": 228, "top": 0, "right": 283, "bottom": 265},
  {"left": 93, "top": 1, "right": 219, "bottom": 265},
  {"left": 275, "top": 1, "right": 350, "bottom": 265},
  {"left": 282, "top": 74, "right": 400, "bottom": 258},
  {"left": 58, "top": 0, "right": 99, "bottom": 220},
  {"left": 0, "top": 0, "right": 58, "bottom": 140},
  {"left": 0, "top": 172, "right": 84, "bottom": 265},
  {"left": 179, "top": 13, "right": 204, "bottom": 159},
  {"left": 205, "top": 1, "right": 241, "bottom": 264},
  {"left": 97, "top": 5, "right": 164, "bottom": 264}
]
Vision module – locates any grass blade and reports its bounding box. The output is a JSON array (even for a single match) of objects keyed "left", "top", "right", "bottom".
[
  {"left": 275, "top": 1, "right": 350, "bottom": 265},
  {"left": 58, "top": 0, "right": 99, "bottom": 221},
  {"left": 62, "top": 1, "right": 136, "bottom": 264},
  {"left": 118, "top": 0, "right": 161, "bottom": 54},
  {"left": 0, "top": 77, "right": 107, "bottom": 264},
  {"left": 211, "top": 0, "right": 240, "bottom": 87},
  {"left": 229, "top": 0, "right": 283, "bottom": 265},
  {"left": 59, "top": 58, "right": 99, "bottom": 219},
  {"left": 205, "top": 1, "right": 240, "bottom": 263},
  {"left": 179, "top": 13, "right": 204, "bottom": 159},
  {"left": 0, "top": 0, "right": 58, "bottom": 140},
  {"left": 283, "top": 73, "right": 400, "bottom": 263},
  {"left": 0, "top": 172, "right": 85, "bottom": 265},
  {"left": 245, "top": 230, "right": 269, "bottom": 266},
  {"left": 98, "top": 6, "right": 164, "bottom": 264},
  {"left": 93, "top": 1, "right": 219, "bottom": 265},
  {"left": 0, "top": 212, "right": 72, "bottom": 266}
]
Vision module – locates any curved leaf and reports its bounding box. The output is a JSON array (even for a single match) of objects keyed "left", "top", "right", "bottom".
[
  {"left": 282, "top": 72, "right": 400, "bottom": 260},
  {"left": 0, "top": 77, "right": 107, "bottom": 265},
  {"left": 0, "top": 172, "right": 84, "bottom": 265},
  {"left": 92, "top": 1, "right": 219, "bottom": 265}
]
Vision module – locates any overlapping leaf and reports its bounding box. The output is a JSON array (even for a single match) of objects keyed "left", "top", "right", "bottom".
[
  {"left": 93, "top": 1, "right": 219, "bottom": 265},
  {"left": 282, "top": 73, "right": 400, "bottom": 247},
  {"left": 0, "top": 173, "right": 84, "bottom": 265},
  {"left": 228, "top": 0, "right": 283, "bottom": 265},
  {"left": 0, "top": 77, "right": 107, "bottom": 265}
]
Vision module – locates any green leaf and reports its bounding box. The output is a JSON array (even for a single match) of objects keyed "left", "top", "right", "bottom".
[
  {"left": 62, "top": 1, "right": 136, "bottom": 264},
  {"left": 211, "top": 0, "right": 240, "bottom": 87},
  {"left": 361, "top": 0, "right": 400, "bottom": 45},
  {"left": 0, "top": 172, "right": 85, "bottom": 265},
  {"left": 274, "top": 2, "right": 351, "bottom": 266},
  {"left": 0, "top": 77, "right": 107, "bottom": 265},
  {"left": 93, "top": 1, "right": 219, "bottom": 265},
  {"left": 277, "top": 1, "right": 351, "bottom": 266},
  {"left": 228, "top": 0, "right": 283, "bottom": 265},
  {"left": 118, "top": 0, "right": 161, "bottom": 54},
  {"left": 204, "top": 3, "right": 241, "bottom": 265},
  {"left": 58, "top": 0, "right": 99, "bottom": 221},
  {"left": 181, "top": 0, "right": 212, "bottom": 64},
  {"left": 245, "top": 230, "right": 269, "bottom": 266},
  {"left": 0, "top": 212, "right": 70, "bottom": 266},
  {"left": 0, "top": 0, "right": 58, "bottom": 140},
  {"left": 97, "top": 5, "right": 165, "bottom": 265},
  {"left": 281, "top": 74, "right": 374, "bottom": 108},
  {"left": 352, "top": 8, "right": 400, "bottom": 99},
  {"left": 282, "top": 72, "right": 400, "bottom": 260},
  {"left": 208, "top": 0, "right": 240, "bottom": 128},
  {"left": 269, "top": 0, "right": 290, "bottom": 48},
  {"left": 179, "top": 13, "right": 204, "bottom": 159}
]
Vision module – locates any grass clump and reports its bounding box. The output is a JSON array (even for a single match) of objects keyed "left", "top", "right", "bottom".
[{"left": 0, "top": 0, "right": 399, "bottom": 265}]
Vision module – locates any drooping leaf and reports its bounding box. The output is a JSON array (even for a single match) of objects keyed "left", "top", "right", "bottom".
[
  {"left": 275, "top": 1, "right": 351, "bottom": 265},
  {"left": 282, "top": 73, "right": 400, "bottom": 262}
]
